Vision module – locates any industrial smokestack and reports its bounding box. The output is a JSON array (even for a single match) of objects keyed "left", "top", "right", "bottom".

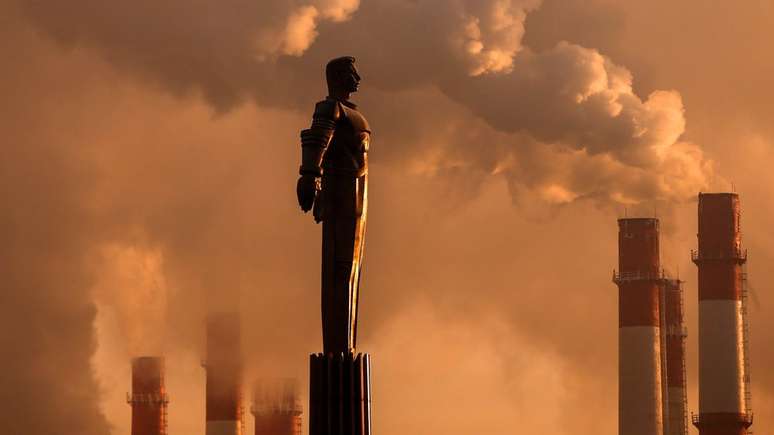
[
  {"left": 128, "top": 356, "right": 169, "bottom": 435},
  {"left": 205, "top": 313, "right": 244, "bottom": 435},
  {"left": 252, "top": 378, "right": 302, "bottom": 435},
  {"left": 614, "top": 218, "right": 664, "bottom": 435},
  {"left": 662, "top": 279, "right": 689, "bottom": 435},
  {"left": 692, "top": 193, "right": 753, "bottom": 435}
]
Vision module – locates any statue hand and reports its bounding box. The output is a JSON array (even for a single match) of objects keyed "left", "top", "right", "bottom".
[{"left": 297, "top": 174, "right": 320, "bottom": 213}]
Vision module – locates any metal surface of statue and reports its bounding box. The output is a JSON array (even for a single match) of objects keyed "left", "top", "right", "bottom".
[
  {"left": 297, "top": 56, "right": 370, "bottom": 356},
  {"left": 297, "top": 57, "right": 373, "bottom": 435}
]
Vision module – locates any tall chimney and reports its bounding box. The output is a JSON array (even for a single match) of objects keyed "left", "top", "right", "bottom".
[
  {"left": 614, "top": 218, "right": 664, "bottom": 435},
  {"left": 663, "top": 279, "right": 688, "bottom": 435},
  {"left": 692, "top": 193, "right": 752, "bottom": 435},
  {"left": 205, "top": 314, "right": 244, "bottom": 435},
  {"left": 252, "top": 378, "right": 302, "bottom": 435},
  {"left": 128, "top": 356, "right": 169, "bottom": 435}
]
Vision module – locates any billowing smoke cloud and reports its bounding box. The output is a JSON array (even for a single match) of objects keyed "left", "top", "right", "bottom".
[
  {"left": 455, "top": 0, "right": 542, "bottom": 75},
  {"left": 14, "top": 0, "right": 358, "bottom": 108},
  {"left": 256, "top": 0, "right": 360, "bottom": 57},
  {"left": 14, "top": 0, "right": 711, "bottom": 208},
  {"left": 0, "top": 11, "right": 110, "bottom": 434}
]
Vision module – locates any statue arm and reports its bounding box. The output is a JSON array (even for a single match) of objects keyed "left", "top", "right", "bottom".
[
  {"left": 297, "top": 100, "right": 340, "bottom": 213},
  {"left": 300, "top": 99, "right": 340, "bottom": 176}
]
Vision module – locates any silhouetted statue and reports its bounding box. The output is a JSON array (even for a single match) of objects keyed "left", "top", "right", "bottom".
[{"left": 297, "top": 56, "right": 370, "bottom": 355}]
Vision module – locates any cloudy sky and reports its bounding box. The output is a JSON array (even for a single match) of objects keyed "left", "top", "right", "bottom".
[{"left": 1, "top": 0, "right": 772, "bottom": 434}]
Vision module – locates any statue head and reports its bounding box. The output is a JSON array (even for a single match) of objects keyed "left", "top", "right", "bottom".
[{"left": 326, "top": 56, "right": 360, "bottom": 99}]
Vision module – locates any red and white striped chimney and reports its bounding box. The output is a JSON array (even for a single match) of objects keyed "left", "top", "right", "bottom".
[
  {"left": 128, "top": 356, "right": 169, "bottom": 435},
  {"left": 692, "top": 193, "right": 752, "bottom": 435},
  {"left": 252, "top": 378, "right": 302, "bottom": 435},
  {"left": 663, "top": 279, "right": 688, "bottom": 435},
  {"left": 205, "top": 314, "right": 244, "bottom": 435},
  {"left": 614, "top": 218, "right": 664, "bottom": 435}
]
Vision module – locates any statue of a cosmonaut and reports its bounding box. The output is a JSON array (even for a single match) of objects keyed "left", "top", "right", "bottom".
[{"left": 297, "top": 56, "right": 370, "bottom": 356}]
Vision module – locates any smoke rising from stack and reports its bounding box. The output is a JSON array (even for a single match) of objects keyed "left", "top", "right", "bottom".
[{"left": 93, "top": 245, "right": 169, "bottom": 356}]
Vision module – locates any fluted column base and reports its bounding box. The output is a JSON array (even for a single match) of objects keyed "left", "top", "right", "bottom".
[{"left": 309, "top": 353, "right": 372, "bottom": 435}]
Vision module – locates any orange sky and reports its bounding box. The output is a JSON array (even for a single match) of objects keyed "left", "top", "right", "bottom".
[{"left": 1, "top": 1, "right": 773, "bottom": 434}]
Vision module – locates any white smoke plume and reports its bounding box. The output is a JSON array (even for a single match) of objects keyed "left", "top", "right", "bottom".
[
  {"left": 257, "top": 0, "right": 360, "bottom": 58},
  {"left": 14, "top": 0, "right": 710, "bottom": 207}
]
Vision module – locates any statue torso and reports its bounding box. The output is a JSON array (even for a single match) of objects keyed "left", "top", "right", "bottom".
[
  {"left": 323, "top": 99, "right": 370, "bottom": 177},
  {"left": 314, "top": 99, "right": 370, "bottom": 221}
]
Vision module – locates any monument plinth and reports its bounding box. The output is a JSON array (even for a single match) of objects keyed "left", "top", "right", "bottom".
[{"left": 309, "top": 353, "right": 372, "bottom": 435}]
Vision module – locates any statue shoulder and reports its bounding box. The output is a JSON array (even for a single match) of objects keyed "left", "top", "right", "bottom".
[
  {"left": 340, "top": 104, "right": 370, "bottom": 133},
  {"left": 313, "top": 98, "right": 341, "bottom": 121}
]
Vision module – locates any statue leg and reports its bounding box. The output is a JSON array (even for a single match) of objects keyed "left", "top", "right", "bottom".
[
  {"left": 312, "top": 177, "right": 371, "bottom": 435},
  {"left": 320, "top": 175, "right": 367, "bottom": 355},
  {"left": 349, "top": 175, "right": 367, "bottom": 349}
]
